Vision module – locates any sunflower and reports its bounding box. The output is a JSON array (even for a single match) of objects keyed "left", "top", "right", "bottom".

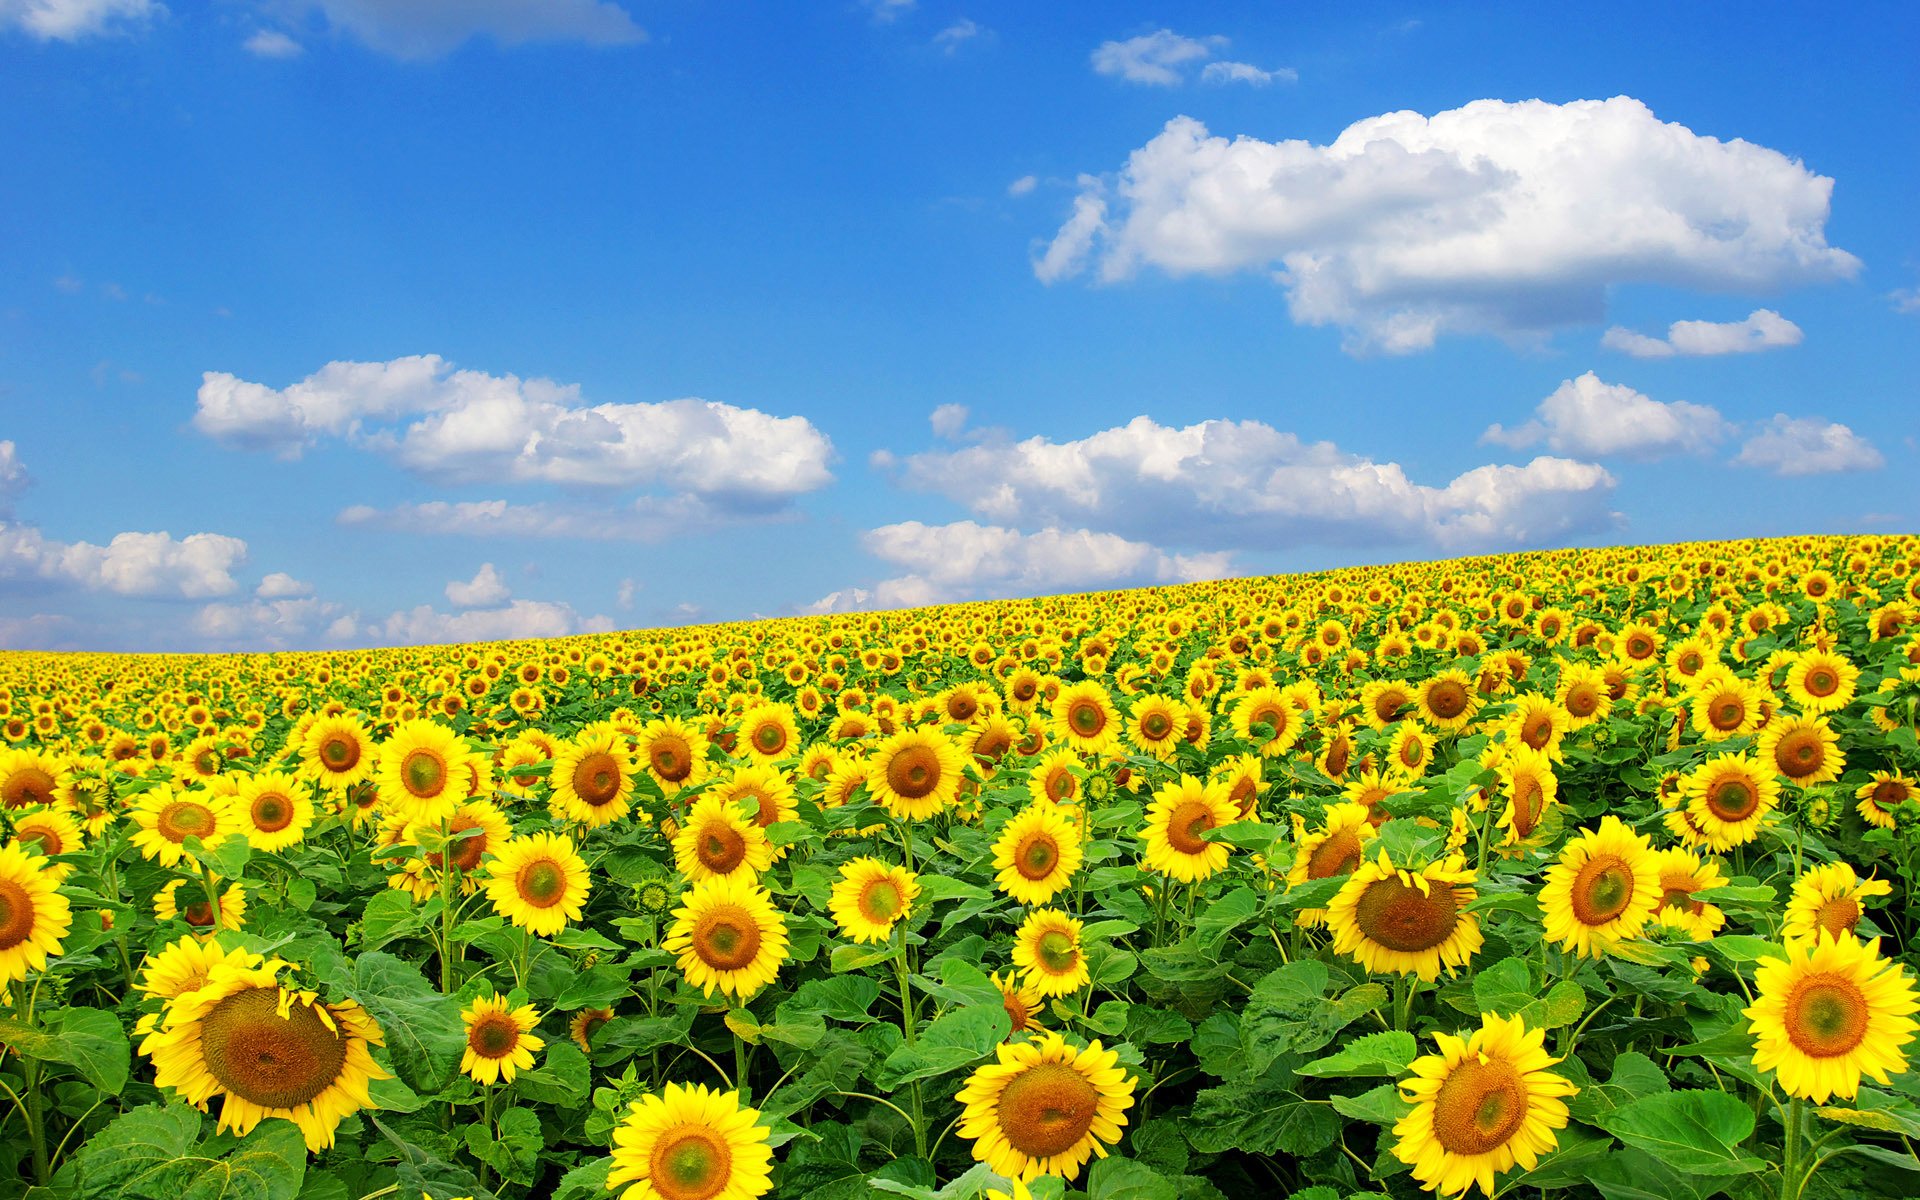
[
  {"left": 1124, "top": 694, "right": 1185, "bottom": 761},
  {"left": 142, "top": 950, "right": 388, "bottom": 1151},
  {"left": 664, "top": 875, "right": 789, "bottom": 1001},
  {"left": 571, "top": 1006, "right": 615, "bottom": 1052},
  {"left": 1140, "top": 775, "right": 1236, "bottom": 883},
  {"left": 1388, "top": 724, "right": 1433, "bottom": 777},
  {"left": 374, "top": 718, "right": 472, "bottom": 826},
  {"left": 865, "top": 728, "right": 965, "bottom": 821},
  {"left": 1026, "top": 748, "right": 1081, "bottom": 807},
  {"left": 636, "top": 716, "right": 709, "bottom": 797},
  {"left": 1504, "top": 694, "right": 1566, "bottom": 760},
  {"left": 1361, "top": 679, "right": 1416, "bottom": 729},
  {"left": 1539, "top": 816, "right": 1661, "bottom": 959},
  {"left": 1782, "top": 863, "right": 1892, "bottom": 943},
  {"left": 828, "top": 857, "right": 919, "bottom": 943},
  {"left": 1391, "top": 1012, "right": 1577, "bottom": 1197},
  {"left": 461, "top": 994, "right": 545, "bottom": 1085},
  {"left": 1681, "top": 754, "right": 1779, "bottom": 850},
  {"left": 1785, "top": 651, "right": 1859, "bottom": 714},
  {"left": 1049, "top": 681, "right": 1119, "bottom": 755},
  {"left": 233, "top": 770, "right": 314, "bottom": 852},
  {"left": 551, "top": 725, "right": 638, "bottom": 828},
  {"left": 1649, "top": 849, "right": 1729, "bottom": 940},
  {"left": 1757, "top": 713, "right": 1843, "bottom": 787},
  {"left": 992, "top": 802, "right": 1083, "bottom": 906},
  {"left": 1417, "top": 670, "right": 1481, "bottom": 732},
  {"left": 0, "top": 842, "right": 72, "bottom": 982},
  {"left": 1211, "top": 753, "right": 1267, "bottom": 820},
  {"left": 1232, "top": 687, "right": 1305, "bottom": 758},
  {"left": 1554, "top": 663, "right": 1612, "bottom": 729},
  {"left": 1745, "top": 932, "right": 1920, "bottom": 1103},
  {"left": 390, "top": 798, "right": 513, "bottom": 899},
  {"left": 298, "top": 713, "right": 375, "bottom": 795},
  {"left": 129, "top": 784, "right": 236, "bottom": 868},
  {"left": 993, "top": 969, "right": 1048, "bottom": 1036},
  {"left": 1493, "top": 746, "right": 1557, "bottom": 845},
  {"left": 1326, "top": 851, "right": 1483, "bottom": 981},
  {"left": 673, "top": 795, "right": 774, "bottom": 884},
  {"left": 485, "top": 832, "right": 592, "bottom": 937},
  {"left": 9, "top": 806, "right": 84, "bottom": 866},
  {"left": 0, "top": 749, "right": 68, "bottom": 810},
  {"left": 709, "top": 763, "right": 799, "bottom": 852},
  {"left": 607, "top": 1082, "right": 774, "bottom": 1200},
  {"left": 963, "top": 714, "right": 1021, "bottom": 777},
  {"left": 1286, "top": 802, "right": 1379, "bottom": 927},
  {"left": 1011, "top": 908, "right": 1088, "bottom": 999},
  {"left": 954, "top": 1031, "right": 1135, "bottom": 1183},
  {"left": 137, "top": 934, "right": 236, "bottom": 1001},
  {"left": 156, "top": 877, "right": 248, "bottom": 932},
  {"left": 1688, "top": 673, "right": 1761, "bottom": 742},
  {"left": 1856, "top": 770, "right": 1912, "bottom": 830},
  {"left": 1342, "top": 767, "right": 1405, "bottom": 824},
  {"left": 737, "top": 703, "right": 799, "bottom": 764}
]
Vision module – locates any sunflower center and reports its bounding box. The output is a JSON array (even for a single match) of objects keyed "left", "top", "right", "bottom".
[
  {"left": 1228, "top": 777, "right": 1258, "bottom": 818},
  {"left": 1570, "top": 854, "right": 1635, "bottom": 926},
  {"left": 1068, "top": 701, "right": 1106, "bottom": 738},
  {"left": 1510, "top": 777, "right": 1544, "bottom": 838},
  {"left": 1035, "top": 929, "right": 1078, "bottom": 974},
  {"left": 1805, "top": 669, "right": 1837, "bottom": 697},
  {"left": 1307, "top": 829, "right": 1363, "bottom": 880},
  {"left": 1871, "top": 781, "right": 1907, "bottom": 807},
  {"left": 886, "top": 745, "right": 941, "bottom": 800},
  {"left": 949, "top": 695, "right": 978, "bottom": 721},
  {"left": 320, "top": 735, "right": 360, "bottom": 770},
  {"left": 1250, "top": 706, "right": 1287, "bottom": 741},
  {"left": 1140, "top": 711, "right": 1172, "bottom": 741},
  {"left": 1428, "top": 681, "right": 1469, "bottom": 720},
  {"left": 1375, "top": 692, "right": 1407, "bottom": 723},
  {"left": 973, "top": 731, "right": 1011, "bottom": 765},
  {"left": 1660, "top": 882, "right": 1704, "bottom": 915},
  {"left": 1564, "top": 685, "right": 1599, "bottom": 717},
  {"left": 1775, "top": 731, "right": 1824, "bottom": 779},
  {"left": 650, "top": 737, "right": 692, "bottom": 783},
  {"left": 0, "top": 879, "right": 36, "bottom": 950},
  {"left": 634, "top": 1125, "right": 731, "bottom": 1200},
  {"left": 1017, "top": 833, "right": 1061, "bottom": 881},
  {"left": 858, "top": 880, "right": 903, "bottom": 924},
  {"left": 430, "top": 816, "right": 487, "bottom": 872},
  {"left": 158, "top": 800, "right": 216, "bottom": 844},
  {"left": 1044, "top": 769, "right": 1075, "bottom": 802},
  {"left": 697, "top": 824, "right": 747, "bottom": 874},
  {"left": 198, "top": 986, "right": 350, "bottom": 1111},
  {"left": 1705, "top": 777, "right": 1759, "bottom": 822},
  {"left": 1002, "top": 990, "right": 1032, "bottom": 1032},
  {"left": 1708, "top": 698, "right": 1744, "bottom": 730},
  {"left": 1522, "top": 715, "right": 1552, "bottom": 749},
  {"left": 252, "top": 792, "right": 294, "bottom": 833},
  {"left": 1786, "top": 977, "right": 1871, "bottom": 1058},
  {"left": 19, "top": 826, "right": 63, "bottom": 857},
  {"left": 1400, "top": 738, "right": 1426, "bottom": 768},
  {"left": 470, "top": 1013, "right": 520, "bottom": 1058},
  {"left": 692, "top": 905, "right": 762, "bottom": 972},
  {"left": 996, "top": 1061, "right": 1101, "bottom": 1158},
  {"left": 401, "top": 748, "right": 448, "bottom": 799},
  {"left": 1353, "top": 874, "right": 1460, "bottom": 952},
  {"left": 752, "top": 723, "right": 787, "bottom": 755},
  {"left": 515, "top": 858, "right": 568, "bottom": 909},
  {"left": 1815, "top": 897, "right": 1862, "bottom": 938},
  {"left": 1166, "top": 800, "right": 1216, "bottom": 856},
  {"left": 1430, "top": 1057, "right": 1530, "bottom": 1156},
  {"left": 572, "top": 752, "right": 623, "bottom": 806}
]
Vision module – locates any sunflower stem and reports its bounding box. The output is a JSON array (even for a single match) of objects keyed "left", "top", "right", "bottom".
[
  {"left": 21, "top": 1061, "right": 48, "bottom": 1185},
  {"left": 200, "top": 863, "right": 226, "bottom": 936},
  {"left": 1780, "top": 1095, "right": 1805, "bottom": 1200},
  {"left": 437, "top": 817, "right": 461, "bottom": 992},
  {"left": 891, "top": 923, "right": 928, "bottom": 1159}
]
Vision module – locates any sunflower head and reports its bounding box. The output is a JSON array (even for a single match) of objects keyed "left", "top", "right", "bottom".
[{"left": 608, "top": 1082, "right": 775, "bottom": 1200}]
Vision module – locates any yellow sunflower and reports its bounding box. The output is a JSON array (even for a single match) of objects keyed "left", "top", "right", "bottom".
[
  {"left": 1756, "top": 713, "right": 1844, "bottom": 787},
  {"left": 298, "top": 713, "right": 375, "bottom": 795},
  {"left": 738, "top": 703, "right": 800, "bottom": 763},
  {"left": 1554, "top": 662, "right": 1612, "bottom": 729},
  {"left": 392, "top": 798, "right": 513, "bottom": 898},
  {"left": 142, "top": 950, "right": 388, "bottom": 1151},
  {"left": 1286, "top": 802, "right": 1379, "bottom": 928},
  {"left": 0, "top": 842, "right": 72, "bottom": 982},
  {"left": 607, "top": 1082, "right": 774, "bottom": 1200},
  {"left": 1011, "top": 908, "right": 1088, "bottom": 998},
  {"left": 638, "top": 716, "right": 710, "bottom": 797},
  {"left": 1326, "top": 851, "right": 1483, "bottom": 980},
  {"left": 9, "top": 806, "right": 84, "bottom": 868},
  {"left": 827, "top": 856, "right": 919, "bottom": 943},
  {"left": 1782, "top": 862, "right": 1892, "bottom": 943},
  {"left": 1232, "top": 686, "right": 1306, "bottom": 758},
  {"left": 663, "top": 875, "right": 789, "bottom": 1001},
  {"left": 1123, "top": 694, "right": 1185, "bottom": 761},
  {"left": 1745, "top": 932, "right": 1920, "bottom": 1103},
  {"left": 1360, "top": 679, "right": 1416, "bottom": 729},
  {"left": 234, "top": 770, "right": 314, "bottom": 852},
  {"left": 1493, "top": 746, "right": 1557, "bottom": 845},
  {"left": 1139, "top": 775, "right": 1236, "bottom": 883},
  {"left": 1785, "top": 650, "right": 1859, "bottom": 714},
  {"left": 1649, "top": 849, "right": 1728, "bottom": 940},
  {"left": 156, "top": 877, "right": 248, "bottom": 932},
  {"left": 954, "top": 1031, "right": 1135, "bottom": 1183},
  {"left": 993, "top": 969, "right": 1048, "bottom": 1037},
  {"left": 1416, "top": 670, "right": 1481, "bottom": 732},
  {"left": 865, "top": 728, "right": 965, "bottom": 821},
  {"left": 571, "top": 1006, "right": 615, "bottom": 1052},
  {"left": 1539, "top": 816, "right": 1660, "bottom": 959},
  {"left": 1050, "top": 681, "right": 1120, "bottom": 755},
  {"left": 1391, "top": 1012, "right": 1577, "bottom": 1197},
  {"left": 374, "top": 718, "right": 472, "bottom": 826},
  {"left": 1856, "top": 770, "right": 1911, "bottom": 830},
  {"left": 1681, "top": 754, "right": 1779, "bottom": 850},
  {"left": 461, "top": 994, "right": 545, "bottom": 1085},
  {"left": 0, "top": 748, "right": 68, "bottom": 811},
  {"left": 551, "top": 724, "right": 638, "bottom": 828},
  {"left": 129, "top": 784, "right": 236, "bottom": 868},
  {"left": 672, "top": 795, "right": 774, "bottom": 884},
  {"left": 136, "top": 934, "right": 236, "bottom": 1001},
  {"left": 1504, "top": 694, "right": 1566, "bottom": 760},
  {"left": 1389, "top": 724, "right": 1433, "bottom": 778},
  {"left": 484, "top": 832, "right": 592, "bottom": 937},
  {"left": 1688, "top": 673, "right": 1761, "bottom": 742},
  {"left": 1026, "top": 748, "right": 1081, "bottom": 807},
  {"left": 992, "top": 802, "right": 1082, "bottom": 906}
]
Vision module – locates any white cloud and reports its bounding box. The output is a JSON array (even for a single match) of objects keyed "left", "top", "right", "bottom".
[
  {"left": 337, "top": 494, "right": 785, "bottom": 542},
  {"left": 256, "top": 571, "right": 314, "bottom": 598},
  {"left": 1891, "top": 287, "right": 1920, "bottom": 315},
  {"left": 369, "top": 599, "right": 614, "bottom": 645},
  {"left": 0, "top": 613, "right": 73, "bottom": 650},
  {"left": 1481, "top": 372, "right": 1730, "bottom": 459},
  {"left": 1091, "top": 29, "right": 1222, "bottom": 86},
  {"left": 1601, "top": 308, "right": 1803, "bottom": 358},
  {"left": 930, "top": 403, "right": 969, "bottom": 439},
  {"left": 809, "top": 520, "right": 1235, "bottom": 612},
  {"left": 1200, "top": 60, "right": 1293, "bottom": 86},
  {"left": 194, "top": 596, "right": 349, "bottom": 649},
  {"left": 862, "top": 0, "right": 913, "bottom": 23},
  {"left": 1734, "top": 416, "right": 1884, "bottom": 477},
  {"left": 243, "top": 28, "right": 303, "bottom": 57},
  {"left": 882, "top": 415, "right": 1619, "bottom": 554},
  {"left": 0, "top": 523, "right": 248, "bottom": 598},
  {"left": 0, "top": 441, "right": 27, "bottom": 517},
  {"left": 932, "top": 18, "right": 979, "bottom": 53},
  {"left": 197, "top": 355, "right": 835, "bottom": 509},
  {"left": 294, "top": 0, "right": 644, "bottom": 60},
  {"left": 446, "top": 562, "right": 510, "bottom": 607},
  {"left": 0, "top": 0, "right": 159, "bottom": 41},
  {"left": 617, "top": 577, "right": 637, "bottom": 610},
  {"left": 1006, "top": 174, "right": 1038, "bottom": 198},
  {"left": 1039, "top": 99, "right": 1859, "bottom": 353}
]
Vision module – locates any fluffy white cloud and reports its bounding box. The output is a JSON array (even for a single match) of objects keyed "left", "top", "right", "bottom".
[
  {"left": 1039, "top": 99, "right": 1858, "bottom": 353},
  {"left": 809, "top": 520, "right": 1234, "bottom": 613},
  {"left": 862, "top": 0, "right": 913, "bottom": 23},
  {"left": 1734, "top": 416, "right": 1884, "bottom": 476},
  {"left": 0, "top": 524, "right": 248, "bottom": 598},
  {"left": 0, "top": 441, "right": 27, "bottom": 517},
  {"left": 1006, "top": 175, "right": 1038, "bottom": 198},
  {"left": 1602, "top": 309, "right": 1803, "bottom": 358},
  {"left": 197, "top": 355, "right": 835, "bottom": 508},
  {"left": 1199, "top": 60, "right": 1294, "bottom": 86},
  {"left": 1091, "top": 29, "right": 1222, "bottom": 85},
  {"left": 294, "top": 1, "right": 644, "bottom": 60},
  {"left": 0, "top": 613, "right": 73, "bottom": 650},
  {"left": 0, "top": 0, "right": 159, "bottom": 41},
  {"left": 368, "top": 599, "right": 614, "bottom": 645},
  {"left": 243, "top": 28, "right": 303, "bottom": 57},
  {"left": 193, "top": 596, "right": 349, "bottom": 649},
  {"left": 929, "top": 404, "right": 970, "bottom": 439},
  {"left": 1890, "top": 286, "right": 1919, "bottom": 315},
  {"left": 882, "top": 415, "right": 1619, "bottom": 553},
  {"left": 256, "top": 571, "right": 314, "bottom": 598},
  {"left": 932, "top": 18, "right": 979, "bottom": 53},
  {"left": 338, "top": 494, "right": 778, "bottom": 542},
  {"left": 1482, "top": 372, "right": 1730, "bottom": 459},
  {"left": 446, "top": 562, "right": 510, "bottom": 607}
]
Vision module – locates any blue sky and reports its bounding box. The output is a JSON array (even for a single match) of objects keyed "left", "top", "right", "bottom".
[{"left": 1, "top": 1, "right": 1915, "bottom": 651}]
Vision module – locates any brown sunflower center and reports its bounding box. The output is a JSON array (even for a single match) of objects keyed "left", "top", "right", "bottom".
[
  {"left": 1068, "top": 700, "right": 1107, "bottom": 738},
  {"left": 1786, "top": 976, "right": 1870, "bottom": 1058},
  {"left": 948, "top": 695, "right": 978, "bottom": 721},
  {"left": 572, "top": 751, "right": 623, "bottom": 806},
  {"left": 1814, "top": 897, "right": 1862, "bottom": 939},
  {"left": 1307, "top": 828, "right": 1363, "bottom": 880},
  {"left": 1165, "top": 800, "right": 1216, "bottom": 856},
  {"left": 1002, "top": 989, "right": 1033, "bottom": 1032},
  {"left": 972, "top": 730, "right": 1012, "bottom": 765},
  {"left": 1774, "top": 731, "right": 1825, "bottom": 779},
  {"left": 1035, "top": 928, "right": 1079, "bottom": 974},
  {"left": 1353, "top": 874, "right": 1460, "bottom": 952},
  {"left": 1140, "top": 711, "right": 1173, "bottom": 740},
  {"left": 648, "top": 1126, "right": 733, "bottom": 1200},
  {"left": 1374, "top": 691, "right": 1408, "bottom": 723},
  {"left": 19, "top": 825, "right": 64, "bottom": 857},
  {"left": 1710, "top": 697, "right": 1747, "bottom": 731},
  {"left": 469, "top": 1012, "right": 521, "bottom": 1058},
  {"left": 886, "top": 745, "right": 941, "bottom": 800},
  {"left": 857, "top": 879, "right": 903, "bottom": 925},
  {"left": 1660, "top": 880, "right": 1704, "bottom": 915},
  {"left": 1427, "top": 681, "right": 1469, "bottom": 720},
  {"left": 1570, "top": 853, "right": 1635, "bottom": 926},
  {"left": 1521, "top": 714, "right": 1553, "bottom": 750},
  {"left": 320, "top": 735, "right": 360, "bottom": 771},
  {"left": 650, "top": 736, "right": 693, "bottom": 783},
  {"left": 1399, "top": 737, "right": 1426, "bottom": 768},
  {"left": 1564, "top": 685, "right": 1600, "bottom": 717},
  {"left": 0, "top": 878, "right": 36, "bottom": 950},
  {"left": 697, "top": 823, "right": 747, "bottom": 874},
  {"left": 1510, "top": 776, "right": 1544, "bottom": 838},
  {"left": 1870, "top": 781, "right": 1908, "bottom": 807},
  {"left": 515, "top": 858, "right": 568, "bottom": 909},
  {"left": 1228, "top": 777, "right": 1258, "bottom": 819},
  {"left": 996, "top": 1062, "right": 1100, "bottom": 1158},
  {"left": 251, "top": 791, "right": 295, "bottom": 833},
  {"left": 752, "top": 722, "right": 787, "bottom": 755},
  {"left": 157, "top": 800, "right": 216, "bottom": 844},
  {"left": 401, "top": 748, "right": 448, "bottom": 799},
  {"left": 198, "top": 986, "right": 350, "bottom": 1110},
  {"left": 429, "top": 815, "right": 487, "bottom": 872},
  {"left": 1324, "top": 737, "right": 1352, "bottom": 778},
  {"left": 1804, "top": 668, "right": 1838, "bottom": 697},
  {"left": 1431, "top": 1056, "right": 1530, "bottom": 1155},
  {"left": 1017, "top": 832, "right": 1062, "bottom": 881},
  {"left": 1705, "top": 776, "right": 1760, "bottom": 822},
  {"left": 692, "top": 905, "right": 762, "bottom": 972},
  {"left": 1043, "top": 768, "right": 1076, "bottom": 802}
]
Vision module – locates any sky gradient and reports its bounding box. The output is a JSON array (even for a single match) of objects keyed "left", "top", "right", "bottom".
[{"left": 1, "top": 1, "right": 1915, "bottom": 651}]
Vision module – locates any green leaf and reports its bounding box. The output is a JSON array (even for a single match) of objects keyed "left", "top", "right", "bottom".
[
  {"left": 0, "top": 1006, "right": 131, "bottom": 1094},
  {"left": 344, "top": 951, "right": 465, "bottom": 1095},
  {"left": 183, "top": 1122, "right": 309, "bottom": 1200},
  {"left": 355, "top": 889, "right": 433, "bottom": 951},
  {"left": 550, "top": 1158, "right": 614, "bottom": 1200},
  {"left": 1298, "top": 1030, "right": 1417, "bottom": 1078},
  {"left": 1470, "top": 956, "right": 1534, "bottom": 1017},
  {"left": 1193, "top": 887, "right": 1258, "bottom": 949},
  {"left": 1086, "top": 1157, "right": 1180, "bottom": 1200},
  {"left": 1568, "top": 1052, "right": 1669, "bottom": 1123},
  {"left": 779, "top": 977, "right": 884, "bottom": 1025},
  {"left": 371, "top": 1114, "right": 498, "bottom": 1200},
  {"left": 1595, "top": 1090, "right": 1768, "bottom": 1176},
  {"left": 514, "top": 1040, "right": 591, "bottom": 1108},
  {"left": 64, "top": 1106, "right": 309, "bottom": 1200},
  {"left": 1519, "top": 980, "right": 1586, "bottom": 1030},
  {"left": 61, "top": 1103, "right": 202, "bottom": 1199},
  {"left": 1330, "top": 1082, "right": 1411, "bottom": 1125},
  {"left": 547, "top": 963, "right": 633, "bottom": 1010}
]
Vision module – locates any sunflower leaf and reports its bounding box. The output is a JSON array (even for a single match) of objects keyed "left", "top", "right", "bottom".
[
  {"left": 345, "top": 951, "right": 466, "bottom": 1095},
  {"left": 1297, "top": 1030, "right": 1418, "bottom": 1078},
  {"left": 1594, "top": 1090, "right": 1769, "bottom": 1175},
  {"left": 0, "top": 1006, "right": 131, "bottom": 1095}
]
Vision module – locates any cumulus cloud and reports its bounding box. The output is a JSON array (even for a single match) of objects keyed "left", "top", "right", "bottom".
[
  {"left": 932, "top": 18, "right": 979, "bottom": 53},
  {"left": 0, "top": 441, "right": 27, "bottom": 517},
  {"left": 0, "top": 524, "right": 248, "bottom": 598},
  {"left": 1038, "top": 98, "right": 1858, "bottom": 353},
  {"left": 292, "top": 0, "right": 644, "bottom": 60},
  {"left": 243, "top": 28, "right": 303, "bottom": 57},
  {"left": 1890, "top": 286, "right": 1920, "bottom": 315},
  {"left": 446, "top": 562, "right": 510, "bottom": 607},
  {"left": 194, "top": 596, "right": 349, "bottom": 650},
  {"left": 337, "top": 494, "right": 783, "bottom": 542},
  {"left": 1601, "top": 308, "right": 1803, "bottom": 358},
  {"left": 0, "top": 0, "right": 159, "bottom": 41},
  {"left": 256, "top": 571, "right": 314, "bottom": 598},
  {"left": 930, "top": 404, "right": 970, "bottom": 439},
  {"left": 197, "top": 355, "right": 835, "bottom": 516},
  {"left": 862, "top": 0, "right": 913, "bottom": 23},
  {"left": 1734, "top": 416, "right": 1884, "bottom": 477},
  {"left": 809, "top": 520, "right": 1234, "bottom": 613},
  {"left": 1482, "top": 372, "right": 1730, "bottom": 459},
  {"left": 1200, "top": 60, "right": 1294, "bottom": 86},
  {"left": 1006, "top": 175, "right": 1038, "bottom": 198},
  {"left": 881, "top": 415, "right": 1620, "bottom": 554},
  {"left": 367, "top": 599, "right": 614, "bottom": 646},
  {"left": 1091, "top": 29, "right": 1223, "bottom": 85}
]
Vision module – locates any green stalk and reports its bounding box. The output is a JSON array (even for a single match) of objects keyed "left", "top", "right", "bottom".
[
  {"left": 1780, "top": 1096, "right": 1805, "bottom": 1200},
  {"left": 200, "top": 863, "right": 227, "bottom": 936},
  {"left": 892, "top": 923, "right": 928, "bottom": 1159}
]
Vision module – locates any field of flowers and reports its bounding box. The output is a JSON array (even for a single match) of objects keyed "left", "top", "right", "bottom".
[{"left": 0, "top": 534, "right": 1917, "bottom": 1200}]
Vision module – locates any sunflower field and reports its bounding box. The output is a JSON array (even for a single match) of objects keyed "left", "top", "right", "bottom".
[{"left": 1, "top": 534, "right": 1919, "bottom": 1200}]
